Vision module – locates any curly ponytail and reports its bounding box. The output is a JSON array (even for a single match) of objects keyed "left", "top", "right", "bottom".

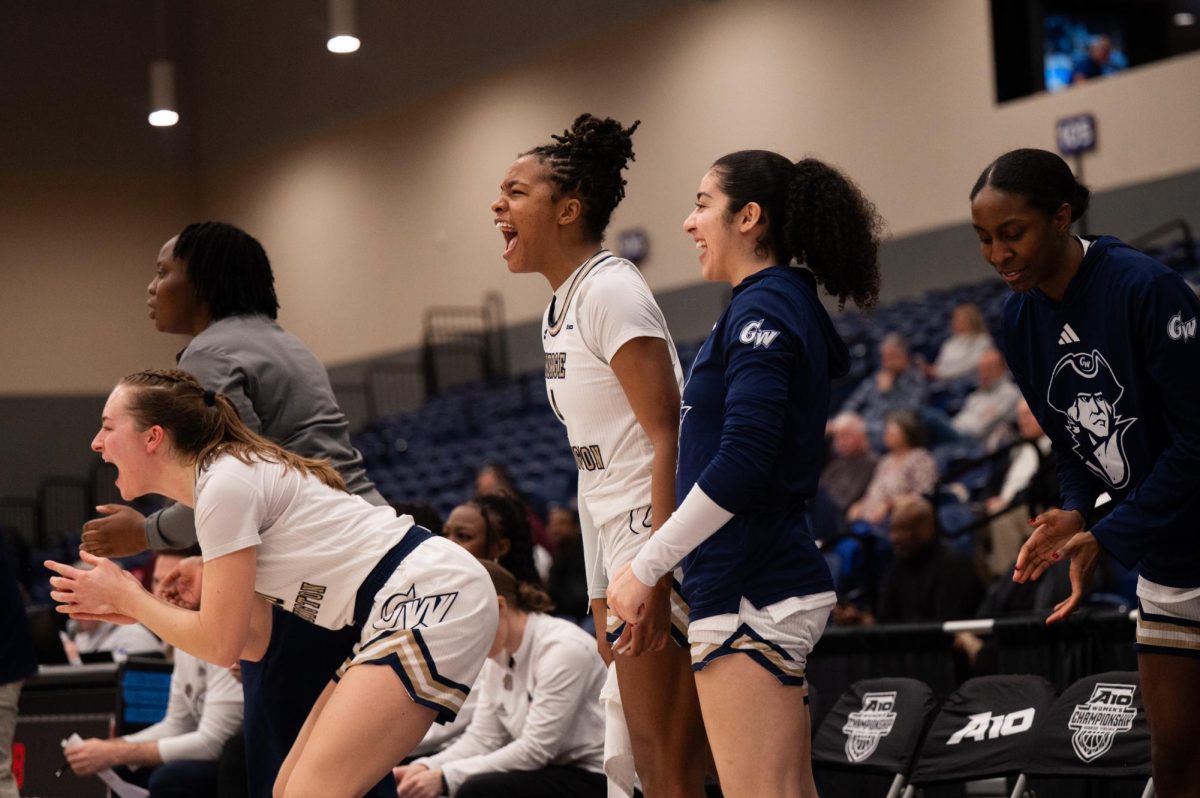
[
  {"left": 784, "top": 158, "right": 883, "bottom": 311},
  {"left": 710, "top": 150, "right": 882, "bottom": 310},
  {"left": 524, "top": 113, "right": 640, "bottom": 241}
]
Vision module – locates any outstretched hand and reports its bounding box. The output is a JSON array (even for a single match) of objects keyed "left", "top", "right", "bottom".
[
  {"left": 1013, "top": 508, "right": 1085, "bottom": 584},
  {"left": 81, "top": 504, "right": 148, "bottom": 558},
  {"left": 45, "top": 550, "right": 144, "bottom": 622}
]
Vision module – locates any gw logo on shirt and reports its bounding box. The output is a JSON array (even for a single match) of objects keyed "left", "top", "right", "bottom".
[
  {"left": 946, "top": 708, "right": 1036, "bottom": 745},
  {"left": 545, "top": 352, "right": 567, "bottom": 379},
  {"left": 1168, "top": 312, "right": 1196, "bottom": 342},
  {"left": 738, "top": 319, "right": 781, "bottom": 349}
]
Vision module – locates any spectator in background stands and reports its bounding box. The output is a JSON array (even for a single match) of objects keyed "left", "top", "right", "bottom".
[
  {"left": 65, "top": 551, "right": 243, "bottom": 798},
  {"left": 977, "top": 399, "right": 1059, "bottom": 581},
  {"left": 0, "top": 528, "right": 36, "bottom": 798},
  {"left": 545, "top": 506, "right": 589, "bottom": 623},
  {"left": 819, "top": 413, "right": 878, "bottom": 518},
  {"left": 475, "top": 462, "right": 550, "bottom": 554},
  {"left": 951, "top": 348, "right": 1022, "bottom": 449},
  {"left": 922, "top": 302, "right": 994, "bottom": 381},
  {"left": 847, "top": 411, "right": 938, "bottom": 525},
  {"left": 396, "top": 562, "right": 606, "bottom": 798},
  {"left": 446, "top": 494, "right": 546, "bottom": 586},
  {"left": 840, "top": 333, "right": 927, "bottom": 447},
  {"left": 835, "top": 496, "right": 984, "bottom": 625}
]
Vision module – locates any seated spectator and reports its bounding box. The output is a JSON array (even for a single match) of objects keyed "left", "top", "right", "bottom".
[
  {"left": 847, "top": 411, "right": 938, "bottom": 525},
  {"left": 395, "top": 562, "right": 605, "bottom": 798},
  {"left": 820, "top": 412, "right": 879, "bottom": 518},
  {"left": 834, "top": 496, "right": 984, "bottom": 625},
  {"left": 923, "top": 302, "right": 993, "bottom": 381},
  {"left": 976, "top": 399, "right": 1059, "bottom": 580},
  {"left": 65, "top": 551, "right": 243, "bottom": 798},
  {"left": 545, "top": 506, "right": 589, "bottom": 623},
  {"left": 446, "top": 494, "right": 545, "bottom": 586},
  {"left": 840, "top": 333, "right": 928, "bottom": 446},
  {"left": 950, "top": 349, "right": 1022, "bottom": 449},
  {"left": 476, "top": 462, "right": 551, "bottom": 553},
  {"left": 64, "top": 558, "right": 163, "bottom": 661}
]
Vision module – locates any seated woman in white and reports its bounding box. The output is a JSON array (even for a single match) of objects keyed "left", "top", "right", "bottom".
[{"left": 395, "top": 561, "right": 606, "bottom": 798}]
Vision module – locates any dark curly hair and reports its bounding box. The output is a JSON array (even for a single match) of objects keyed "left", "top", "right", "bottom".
[
  {"left": 470, "top": 493, "right": 541, "bottom": 586},
  {"left": 479, "top": 560, "right": 555, "bottom": 614},
  {"left": 710, "top": 151, "right": 882, "bottom": 310},
  {"left": 970, "top": 148, "right": 1091, "bottom": 222},
  {"left": 174, "top": 221, "right": 280, "bottom": 321},
  {"left": 524, "top": 113, "right": 640, "bottom": 241}
]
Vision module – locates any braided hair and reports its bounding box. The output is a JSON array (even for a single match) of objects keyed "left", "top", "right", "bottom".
[
  {"left": 469, "top": 493, "right": 541, "bottom": 586},
  {"left": 173, "top": 222, "right": 280, "bottom": 321},
  {"left": 119, "top": 368, "right": 344, "bottom": 490},
  {"left": 524, "top": 113, "right": 640, "bottom": 241},
  {"left": 710, "top": 151, "right": 883, "bottom": 310}
]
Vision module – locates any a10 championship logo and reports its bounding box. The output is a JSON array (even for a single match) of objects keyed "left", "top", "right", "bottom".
[
  {"left": 1068, "top": 682, "right": 1137, "bottom": 762},
  {"left": 842, "top": 691, "right": 898, "bottom": 763}
]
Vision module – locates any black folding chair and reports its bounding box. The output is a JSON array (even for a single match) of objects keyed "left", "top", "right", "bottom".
[
  {"left": 1010, "top": 671, "right": 1153, "bottom": 798},
  {"left": 812, "top": 677, "right": 937, "bottom": 798},
  {"left": 902, "top": 674, "right": 1056, "bottom": 797}
]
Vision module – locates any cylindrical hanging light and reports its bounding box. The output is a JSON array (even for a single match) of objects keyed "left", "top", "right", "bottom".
[
  {"left": 148, "top": 59, "right": 179, "bottom": 127},
  {"left": 327, "top": 0, "right": 360, "bottom": 53}
]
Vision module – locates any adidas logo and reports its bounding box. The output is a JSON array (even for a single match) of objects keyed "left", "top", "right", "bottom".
[{"left": 1058, "top": 323, "right": 1081, "bottom": 346}]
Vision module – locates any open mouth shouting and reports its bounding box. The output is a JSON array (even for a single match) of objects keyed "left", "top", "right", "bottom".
[{"left": 496, "top": 220, "right": 518, "bottom": 260}]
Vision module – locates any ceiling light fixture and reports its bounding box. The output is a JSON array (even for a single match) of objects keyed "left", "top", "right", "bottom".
[
  {"left": 147, "top": 1, "right": 178, "bottom": 127},
  {"left": 1174, "top": 12, "right": 1196, "bottom": 26},
  {"left": 327, "top": 0, "right": 361, "bottom": 53}
]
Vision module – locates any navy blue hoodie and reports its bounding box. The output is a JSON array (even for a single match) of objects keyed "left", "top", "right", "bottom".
[
  {"left": 677, "top": 265, "right": 847, "bottom": 619},
  {"left": 1001, "top": 236, "right": 1200, "bottom": 588}
]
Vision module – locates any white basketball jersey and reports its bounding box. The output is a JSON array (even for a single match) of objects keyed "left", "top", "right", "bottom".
[
  {"left": 542, "top": 250, "right": 682, "bottom": 527},
  {"left": 195, "top": 455, "right": 410, "bottom": 630}
]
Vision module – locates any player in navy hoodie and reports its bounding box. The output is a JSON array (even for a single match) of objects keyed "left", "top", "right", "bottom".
[
  {"left": 971, "top": 148, "right": 1200, "bottom": 797},
  {"left": 609, "top": 151, "right": 882, "bottom": 798}
]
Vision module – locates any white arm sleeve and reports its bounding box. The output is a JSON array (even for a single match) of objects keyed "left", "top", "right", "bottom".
[
  {"left": 577, "top": 486, "right": 607, "bottom": 600},
  {"left": 629, "top": 485, "right": 733, "bottom": 587}
]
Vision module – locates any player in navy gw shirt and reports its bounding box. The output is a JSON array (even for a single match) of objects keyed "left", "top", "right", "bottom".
[
  {"left": 610, "top": 150, "right": 883, "bottom": 798},
  {"left": 971, "top": 148, "right": 1200, "bottom": 797}
]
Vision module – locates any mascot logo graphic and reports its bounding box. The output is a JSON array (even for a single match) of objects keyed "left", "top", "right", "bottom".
[
  {"left": 1046, "top": 350, "right": 1136, "bottom": 489},
  {"left": 1068, "top": 682, "right": 1137, "bottom": 763},
  {"left": 842, "top": 691, "right": 898, "bottom": 763}
]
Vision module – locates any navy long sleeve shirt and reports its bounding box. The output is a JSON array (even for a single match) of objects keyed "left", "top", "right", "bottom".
[
  {"left": 677, "top": 266, "right": 847, "bottom": 619},
  {"left": 1001, "top": 236, "right": 1200, "bottom": 587}
]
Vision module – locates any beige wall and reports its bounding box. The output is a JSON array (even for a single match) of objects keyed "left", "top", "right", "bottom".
[
  {"left": 6, "top": 0, "right": 1200, "bottom": 394},
  {"left": 0, "top": 170, "right": 197, "bottom": 395},
  {"left": 201, "top": 0, "right": 1200, "bottom": 372}
]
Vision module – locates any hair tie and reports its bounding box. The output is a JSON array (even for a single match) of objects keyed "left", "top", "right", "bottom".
[{"left": 202, "top": 390, "right": 216, "bottom": 408}]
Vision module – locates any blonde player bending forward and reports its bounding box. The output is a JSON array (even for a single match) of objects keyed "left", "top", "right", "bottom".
[{"left": 47, "top": 369, "right": 497, "bottom": 798}]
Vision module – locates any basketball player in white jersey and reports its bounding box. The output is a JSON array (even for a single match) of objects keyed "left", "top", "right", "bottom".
[{"left": 490, "top": 114, "right": 708, "bottom": 798}]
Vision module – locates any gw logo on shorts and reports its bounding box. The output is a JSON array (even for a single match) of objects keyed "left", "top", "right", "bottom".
[
  {"left": 1167, "top": 312, "right": 1196, "bottom": 342},
  {"left": 947, "top": 708, "right": 1036, "bottom": 745},
  {"left": 738, "top": 319, "right": 781, "bottom": 349},
  {"left": 374, "top": 584, "right": 458, "bottom": 631},
  {"left": 1068, "top": 682, "right": 1137, "bottom": 763},
  {"left": 842, "top": 691, "right": 898, "bottom": 763}
]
